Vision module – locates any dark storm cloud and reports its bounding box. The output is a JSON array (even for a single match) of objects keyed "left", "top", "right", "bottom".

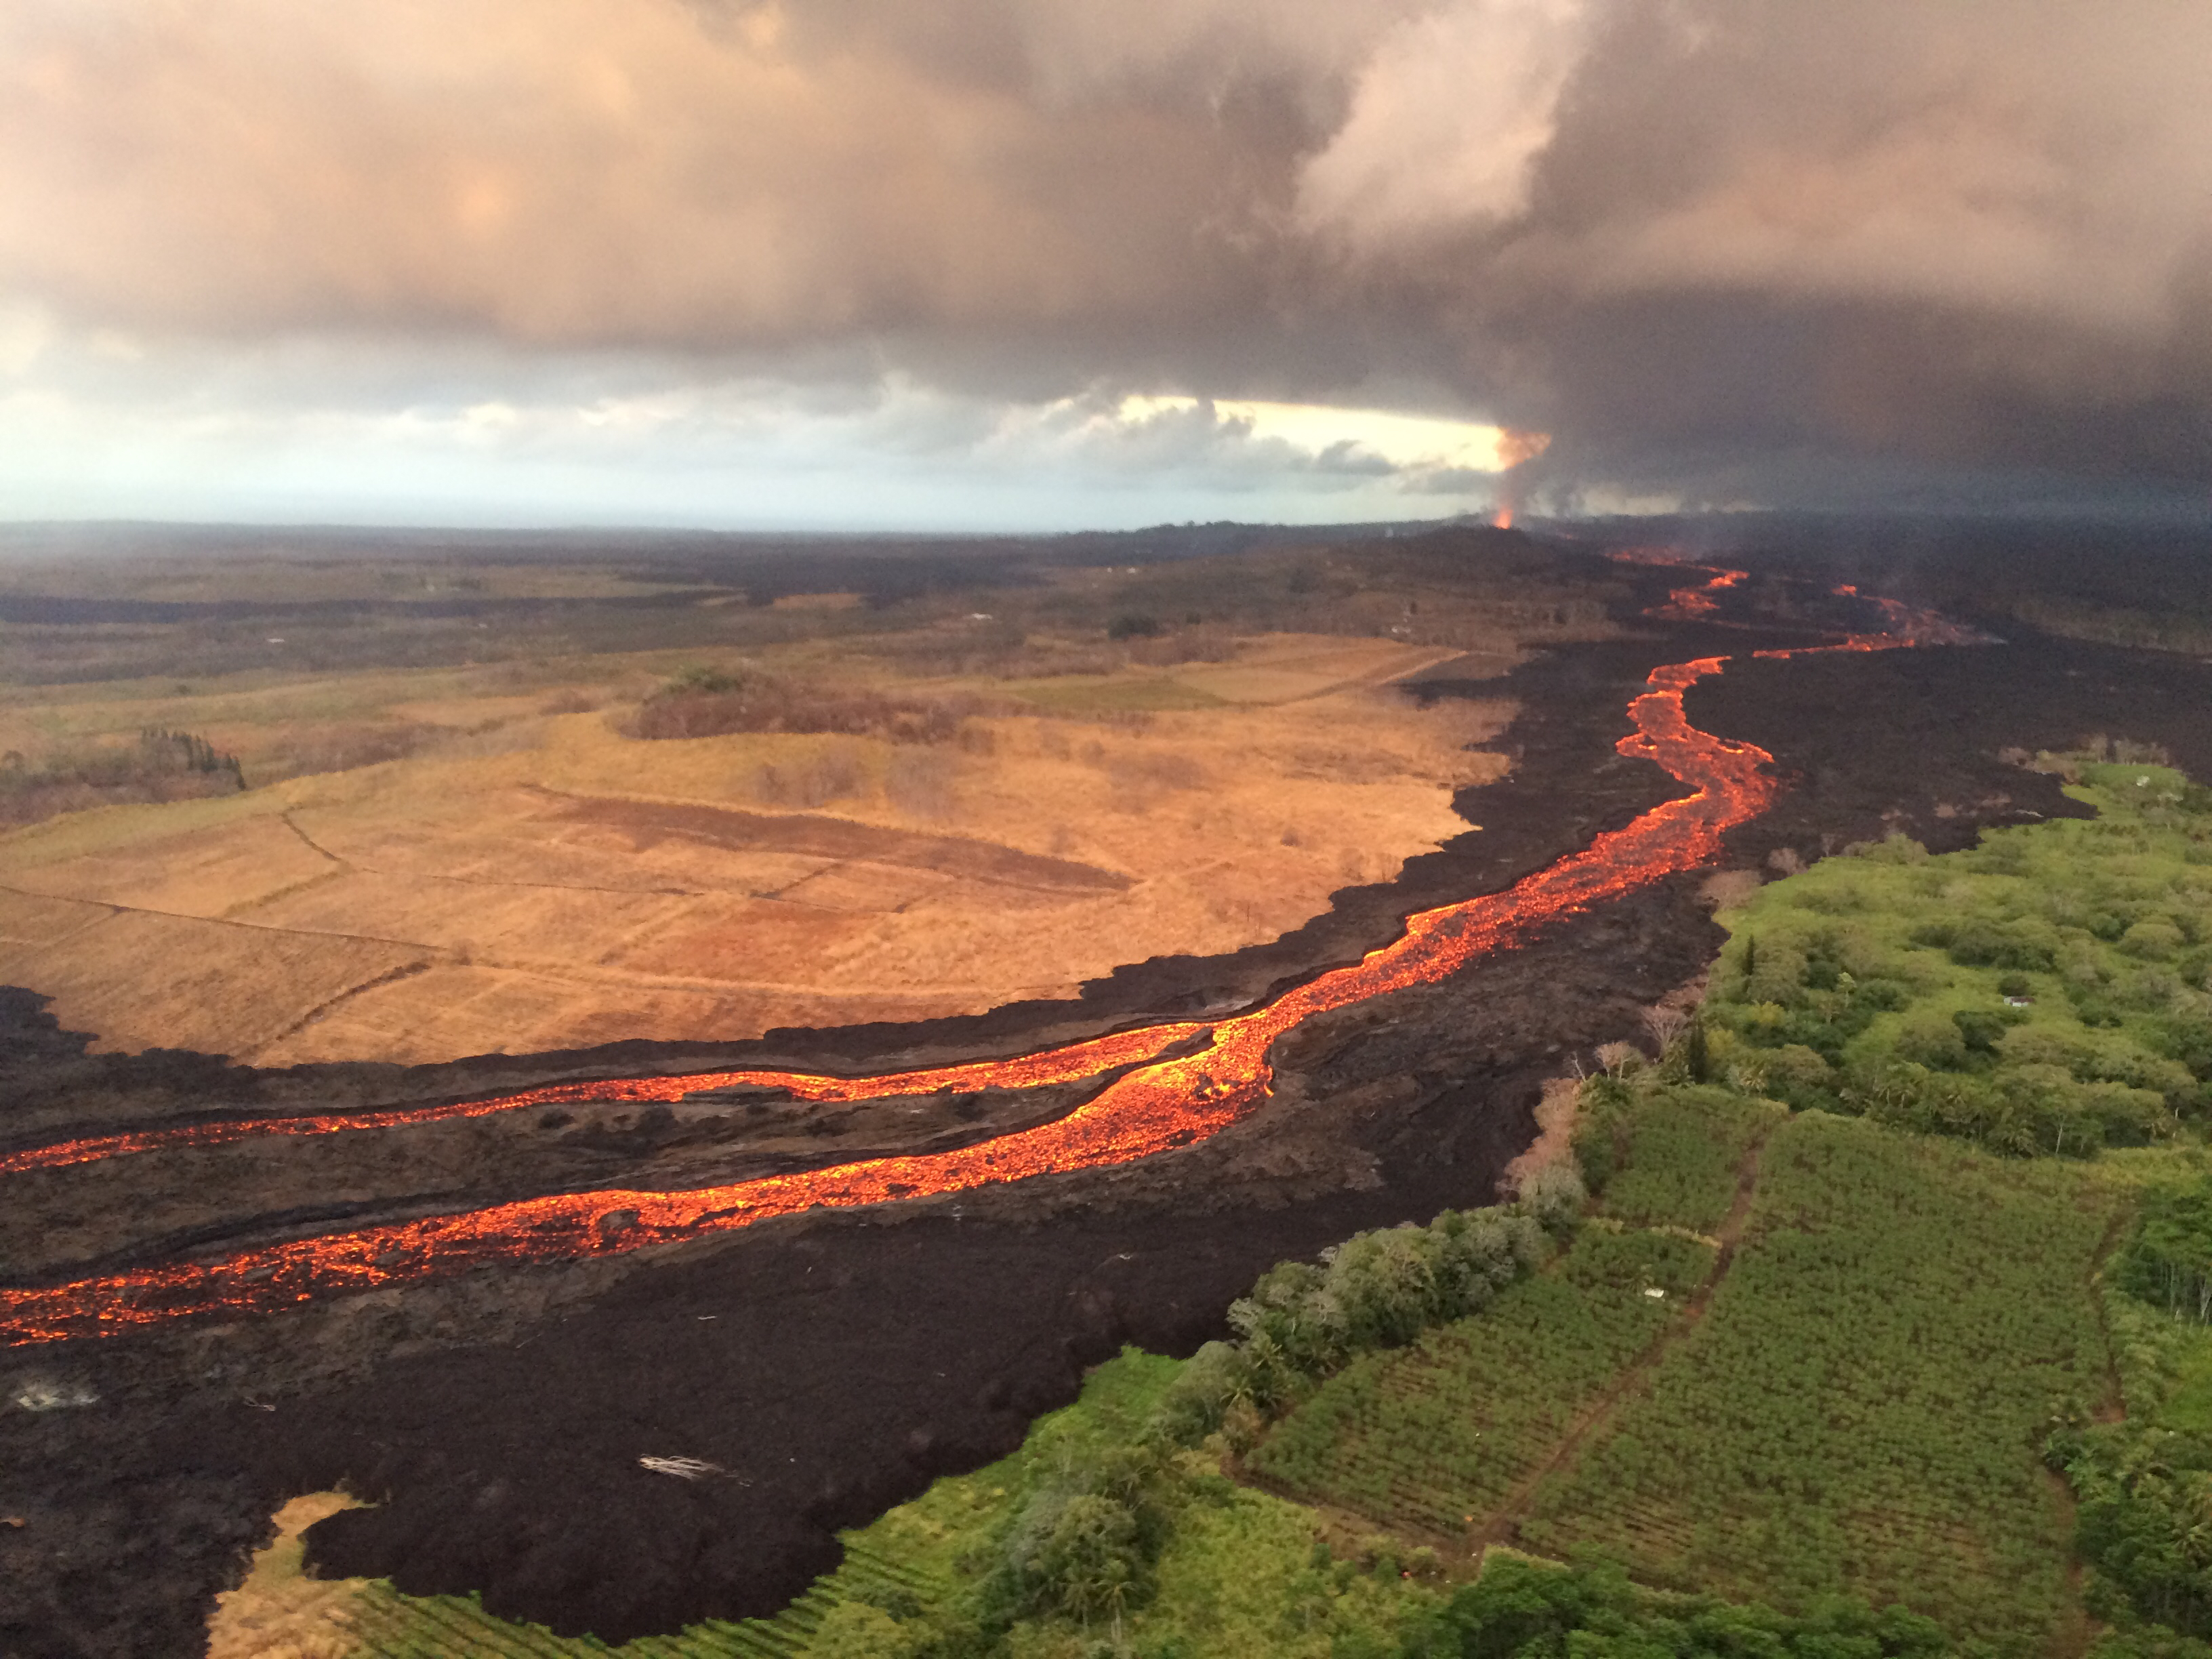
[{"left": 3, "top": 0, "right": 2208, "bottom": 506}]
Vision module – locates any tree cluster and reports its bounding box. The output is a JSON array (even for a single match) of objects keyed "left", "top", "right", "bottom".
[
  {"left": 628, "top": 662, "right": 979, "bottom": 744},
  {"left": 1158, "top": 1202, "right": 1566, "bottom": 1448}
]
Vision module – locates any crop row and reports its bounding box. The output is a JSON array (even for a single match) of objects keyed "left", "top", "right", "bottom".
[
  {"left": 1249, "top": 1228, "right": 1713, "bottom": 1536},
  {"left": 1520, "top": 1111, "right": 2118, "bottom": 1656},
  {"left": 1578, "top": 1084, "right": 1782, "bottom": 1232},
  {"left": 341, "top": 1541, "right": 941, "bottom": 1658}
]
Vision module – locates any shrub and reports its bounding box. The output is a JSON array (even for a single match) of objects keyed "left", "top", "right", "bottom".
[
  {"left": 1847, "top": 833, "right": 1931, "bottom": 865},
  {"left": 1893, "top": 1010, "right": 1970, "bottom": 1071},
  {"left": 1910, "top": 917, "right": 2060, "bottom": 971},
  {"left": 2052, "top": 1423, "right": 2212, "bottom": 1639},
  {"left": 1763, "top": 1043, "right": 1841, "bottom": 1110},
  {"left": 1952, "top": 1007, "right": 2013, "bottom": 1053},
  {"left": 1419, "top": 1554, "right": 1949, "bottom": 1659},
  {"left": 2124, "top": 920, "right": 2189, "bottom": 961}
]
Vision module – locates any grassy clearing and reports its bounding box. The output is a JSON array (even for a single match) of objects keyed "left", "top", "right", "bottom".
[
  {"left": 998, "top": 675, "right": 1229, "bottom": 714},
  {"left": 1521, "top": 1112, "right": 2119, "bottom": 1654}
]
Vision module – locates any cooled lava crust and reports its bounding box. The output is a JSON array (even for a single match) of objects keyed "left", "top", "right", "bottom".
[{"left": 6, "top": 566, "right": 2212, "bottom": 1656}]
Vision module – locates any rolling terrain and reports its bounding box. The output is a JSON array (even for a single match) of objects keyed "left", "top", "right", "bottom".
[{"left": 7, "top": 529, "right": 2212, "bottom": 1656}]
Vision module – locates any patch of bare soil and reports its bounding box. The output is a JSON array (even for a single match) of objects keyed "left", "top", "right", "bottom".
[{"left": 205, "top": 1494, "right": 367, "bottom": 1659}]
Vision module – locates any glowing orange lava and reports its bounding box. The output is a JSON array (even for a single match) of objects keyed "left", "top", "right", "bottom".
[
  {"left": 0, "top": 1023, "right": 1212, "bottom": 1180},
  {"left": 10, "top": 552, "right": 1978, "bottom": 1351},
  {"left": 1608, "top": 548, "right": 1749, "bottom": 619},
  {"left": 1, "top": 648, "right": 1792, "bottom": 1347}
]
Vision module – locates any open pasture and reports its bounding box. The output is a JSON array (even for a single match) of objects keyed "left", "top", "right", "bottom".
[{"left": 0, "top": 627, "right": 1509, "bottom": 1063}]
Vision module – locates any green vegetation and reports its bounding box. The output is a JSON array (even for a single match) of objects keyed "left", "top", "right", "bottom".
[
  {"left": 1523, "top": 1113, "right": 2117, "bottom": 1652},
  {"left": 2047, "top": 1187, "right": 2212, "bottom": 1652},
  {"left": 1573, "top": 1085, "right": 1781, "bottom": 1232},
  {"left": 1703, "top": 761, "right": 2212, "bottom": 1156},
  {"left": 311, "top": 747, "right": 2212, "bottom": 1658},
  {"left": 1248, "top": 1229, "right": 1713, "bottom": 1536},
  {"left": 1409, "top": 1553, "right": 1948, "bottom": 1659}
]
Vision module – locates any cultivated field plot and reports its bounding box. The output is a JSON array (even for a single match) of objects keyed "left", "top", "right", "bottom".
[
  {"left": 1247, "top": 1227, "right": 1715, "bottom": 1538},
  {"left": 1582, "top": 1085, "right": 1784, "bottom": 1234},
  {"left": 0, "top": 632, "right": 1508, "bottom": 1063},
  {"left": 1520, "top": 1112, "right": 2120, "bottom": 1654}
]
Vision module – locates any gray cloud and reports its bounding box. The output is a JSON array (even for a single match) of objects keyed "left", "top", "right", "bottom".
[{"left": 2, "top": 0, "right": 2208, "bottom": 510}]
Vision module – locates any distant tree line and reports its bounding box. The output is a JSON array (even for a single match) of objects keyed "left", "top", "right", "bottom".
[
  {"left": 0, "top": 728, "right": 245, "bottom": 826},
  {"left": 626, "top": 663, "right": 987, "bottom": 745}
]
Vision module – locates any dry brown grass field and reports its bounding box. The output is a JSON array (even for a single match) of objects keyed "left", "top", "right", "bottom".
[{"left": 0, "top": 624, "right": 1516, "bottom": 1064}]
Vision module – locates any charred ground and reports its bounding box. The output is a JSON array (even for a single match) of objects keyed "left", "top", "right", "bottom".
[{"left": 5, "top": 538, "right": 2212, "bottom": 1656}]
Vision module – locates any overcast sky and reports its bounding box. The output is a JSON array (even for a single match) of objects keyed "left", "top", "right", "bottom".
[{"left": 4, "top": 0, "right": 2209, "bottom": 529}]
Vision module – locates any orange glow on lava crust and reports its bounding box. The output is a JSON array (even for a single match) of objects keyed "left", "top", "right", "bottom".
[
  {"left": 1, "top": 650, "right": 1780, "bottom": 1347},
  {"left": 4, "top": 558, "right": 1969, "bottom": 1349}
]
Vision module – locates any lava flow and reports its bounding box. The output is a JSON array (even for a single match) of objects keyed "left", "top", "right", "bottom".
[
  {"left": 1610, "top": 548, "right": 1748, "bottom": 619},
  {"left": 0, "top": 634, "right": 1868, "bottom": 1347},
  {"left": 0, "top": 1022, "right": 1214, "bottom": 1179}
]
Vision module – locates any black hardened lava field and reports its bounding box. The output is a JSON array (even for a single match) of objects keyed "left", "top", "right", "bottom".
[{"left": 7, "top": 538, "right": 2212, "bottom": 1656}]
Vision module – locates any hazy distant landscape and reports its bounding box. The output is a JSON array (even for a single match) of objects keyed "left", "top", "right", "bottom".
[
  {"left": 5, "top": 516, "right": 2212, "bottom": 1659},
  {"left": 9, "top": 2, "right": 2212, "bottom": 1655},
  {"left": 0, "top": 526, "right": 1604, "bottom": 1061}
]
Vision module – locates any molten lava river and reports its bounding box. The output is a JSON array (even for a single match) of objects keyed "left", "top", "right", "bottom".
[{"left": 0, "top": 569, "right": 1956, "bottom": 1347}]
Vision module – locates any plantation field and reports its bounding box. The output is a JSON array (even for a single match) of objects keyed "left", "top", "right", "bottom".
[
  {"left": 1247, "top": 1228, "right": 1715, "bottom": 1539},
  {"left": 1520, "top": 1112, "right": 2121, "bottom": 1653},
  {"left": 1578, "top": 1084, "right": 1783, "bottom": 1233}
]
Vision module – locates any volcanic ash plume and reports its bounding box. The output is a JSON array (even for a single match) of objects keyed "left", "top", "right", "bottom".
[{"left": 1490, "top": 428, "right": 1552, "bottom": 528}]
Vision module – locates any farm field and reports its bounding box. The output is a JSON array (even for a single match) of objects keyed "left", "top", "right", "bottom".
[
  {"left": 1519, "top": 1112, "right": 2119, "bottom": 1652},
  {"left": 0, "top": 629, "right": 1509, "bottom": 1063},
  {"left": 1572, "top": 1084, "right": 1782, "bottom": 1234},
  {"left": 1246, "top": 1227, "right": 1715, "bottom": 1539}
]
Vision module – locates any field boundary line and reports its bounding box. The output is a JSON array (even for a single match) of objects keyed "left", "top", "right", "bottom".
[
  {"left": 0, "top": 876, "right": 457, "bottom": 954},
  {"left": 1473, "top": 1126, "right": 1773, "bottom": 1553},
  {"left": 252, "top": 960, "right": 438, "bottom": 1057}
]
